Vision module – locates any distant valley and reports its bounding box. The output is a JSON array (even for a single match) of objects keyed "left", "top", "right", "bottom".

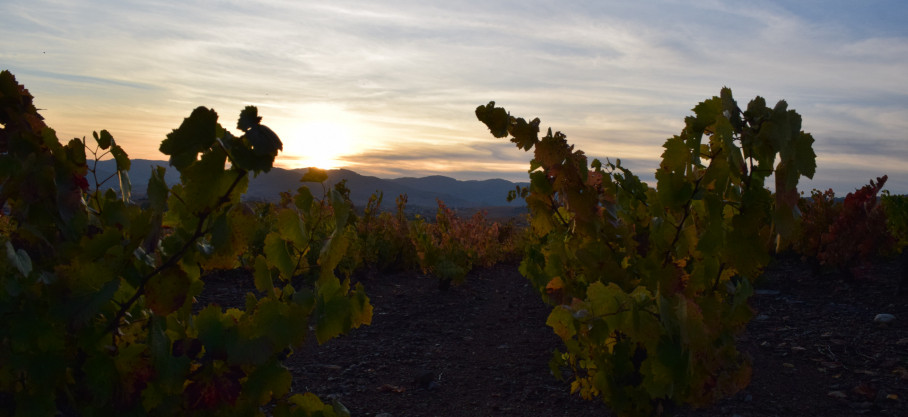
[{"left": 91, "top": 159, "right": 528, "bottom": 215}]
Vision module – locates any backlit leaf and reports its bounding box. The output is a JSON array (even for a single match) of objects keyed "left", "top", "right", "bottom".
[
  {"left": 475, "top": 101, "right": 510, "bottom": 139},
  {"left": 254, "top": 255, "right": 274, "bottom": 295},
  {"left": 276, "top": 209, "right": 307, "bottom": 247},
  {"left": 159, "top": 106, "right": 219, "bottom": 171},
  {"left": 547, "top": 306, "right": 576, "bottom": 341},
  {"left": 300, "top": 167, "right": 328, "bottom": 183},
  {"left": 145, "top": 267, "right": 191, "bottom": 316},
  {"left": 660, "top": 136, "right": 690, "bottom": 173},
  {"left": 264, "top": 233, "right": 295, "bottom": 279},
  {"left": 237, "top": 105, "right": 262, "bottom": 132},
  {"left": 5, "top": 241, "right": 32, "bottom": 277},
  {"left": 94, "top": 129, "right": 114, "bottom": 150}
]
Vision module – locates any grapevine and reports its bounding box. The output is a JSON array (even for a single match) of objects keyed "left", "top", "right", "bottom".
[
  {"left": 882, "top": 191, "right": 908, "bottom": 293},
  {"left": 410, "top": 199, "right": 520, "bottom": 289},
  {"left": 355, "top": 192, "right": 418, "bottom": 273},
  {"left": 795, "top": 177, "right": 894, "bottom": 279},
  {"left": 0, "top": 70, "right": 369, "bottom": 416},
  {"left": 477, "top": 87, "right": 816, "bottom": 416}
]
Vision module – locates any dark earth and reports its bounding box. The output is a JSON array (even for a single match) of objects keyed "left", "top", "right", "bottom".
[{"left": 200, "top": 255, "right": 908, "bottom": 416}]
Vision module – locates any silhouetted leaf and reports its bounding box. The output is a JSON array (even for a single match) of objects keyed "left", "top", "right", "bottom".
[
  {"left": 301, "top": 167, "right": 328, "bottom": 183},
  {"left": 159, "top": 106, "right": 218, "bottom": 171},
  {"left": 237, "top": 105, "right": 261, "bottom": 132}
]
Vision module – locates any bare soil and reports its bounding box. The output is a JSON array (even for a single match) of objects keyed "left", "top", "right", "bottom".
[{"left": 201, "top": 255, "right": 908, "bottom": 416}]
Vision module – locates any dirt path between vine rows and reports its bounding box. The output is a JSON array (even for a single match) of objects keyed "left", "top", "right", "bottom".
[{"left": 202, "top": 256, "right": 908, "bottom": 416}]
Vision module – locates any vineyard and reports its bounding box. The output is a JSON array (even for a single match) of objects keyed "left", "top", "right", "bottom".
[{"left": 1, "top": 69, "right": 906, "bottom": 416}]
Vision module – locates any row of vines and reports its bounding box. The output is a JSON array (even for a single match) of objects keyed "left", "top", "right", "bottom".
[
  {"left": 0, "top": 69, "right": 521, "bottom": 417},
  {"left": 242, "top": 183, "right": 526, "bottom": 290},
  {"left": 475, "top": 90, "right": 905, "bottom": 416},
  {"left": 2, "top": 67, "right": 905, "bottom": 417}
]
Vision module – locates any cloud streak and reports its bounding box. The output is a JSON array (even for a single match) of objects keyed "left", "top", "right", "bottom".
[{"left": 1, "top": 0, "right": 906, "bottom": 193}]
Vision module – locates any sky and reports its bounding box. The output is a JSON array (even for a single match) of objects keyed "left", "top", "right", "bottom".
[{"left": 2, "top": 0, "right": 906, "bottom": 194}]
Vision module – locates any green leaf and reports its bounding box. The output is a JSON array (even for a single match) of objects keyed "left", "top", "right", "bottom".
[
  {"left": 294, "top": 186, "right": 315, "bottom": 212},
  {"left": 82, "top": 352, "right": 118, "bottom": 407},
  {"left": 159, "top": 106, "right": 219, "bottom": 171},
  {"left": 208, "top": 212, "right": 232, "bottom": 249},
  {"left": 318, "top": 231, "right": 350, "bottom": 276},
  {"left": 180, "top": 147, "right": 247, "bottom": 214},
  {"left": 586, "top": 281, "right": 625, "bottom": 318},
  {"left": 196, "top": 305, "right": 232, "bottom": 359},
  {"left": 5, "top": 241, "right": 32, "bottom": 277},
  {"left": 264, "top": 233, "right": 295, "bottom": 279},
  {"left": 655, "top": 168, "right": 692, "bottom": 209},
  {"left": 349, "top": 282, "right": 373, "bottom": 328},
  {"left": 117, "top": 164, "right": 132, "bottom": 203},
  {"left": 546, "top": 306, "right": 576, "bottom": 341},
  {"left": 64, "top": 138, "right": 88, "bottom": 169},
  {"left": 330, "top": 188, "right": 351, "bottom": 230},
  {"left": 253, "top": 255, "right": 274, "bottom": 295},
  {"left": 244, "top": 360, "right": 292, "bottom": 406},
  {"left": 510, "top": 117, "right": 541, "bottom": 151},
  {"left": 794, "top": 132, "right": 817, "bottom": 179},
  {"left": 250, "top": 298, "right": 298, "bottom": 348},
  {"left": 237, "top": 105, "right": 262, "bottom": 131},
  {"left": 147, "top": 166, "right": 169, "bottom": 212},
  {"left": 640, "top": 354, "right": 674, "bottom": 399},
  {"left": 145, "top": 267, "right": 191, "bottom": 316},
  {"left": 314, "top": 298, "right": 349, "bottom": 344},
  {"left": 111, "top": 143, "right": 131, "bottom": 172},
  {"left": 67, "top": 277, "right": 119, "bottom": 326},
  {"left": 276, "top": 209, "right": 307, "bottom": 247},
  {"left": 300, "top": 167, "right": 328, "bottom": 183},
  {"left": 656, "top": 338, "right": 689, "bottom": 386},
  {"left": 526, "top": 194, "right": 554, "bottom": 236},
  {"left": 660, "top": 136, "right": 690, "bottom": 172},
  {"left": 475, "top": 101, "right": 511, "bottom": 139},
  {"left": 690, "top": 96, "right": 722, "bottom": 132},
  {"left": 281, "top": 392, "right": 349, "bottom": 417},
  {"left": 97, "top": 129, "right": 114, "bottom": 150},
  {"left": 246, "top": 124, "right": 282, "bottom": 156}
]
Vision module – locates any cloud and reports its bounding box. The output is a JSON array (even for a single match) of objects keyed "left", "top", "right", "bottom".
[{"left": 1, "top": 0, "right": 906, "bottom": 193}]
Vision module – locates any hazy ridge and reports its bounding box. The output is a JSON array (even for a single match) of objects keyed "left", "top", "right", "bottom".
[{"left": 91, "top": 159, "right": 528, "bottom": 213}]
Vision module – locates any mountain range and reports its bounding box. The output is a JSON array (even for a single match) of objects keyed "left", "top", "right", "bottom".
[{"left": 91, "top": 159, "right": 528, "bottom": 215}]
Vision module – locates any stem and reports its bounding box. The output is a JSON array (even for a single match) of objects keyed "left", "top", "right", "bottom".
[
  {"left": 662, "top": 176, "right": 703, "bottom": 268},
  {"left": 710, "top": 262, "right": 727, "bottom": 292},
  {"left": 549, "top": 195, "right": 570, "bottom": 228},
  {"left": 105, "top": 169, "right": 247, "bottom": 335}
]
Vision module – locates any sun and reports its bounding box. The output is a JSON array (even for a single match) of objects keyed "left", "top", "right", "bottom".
[{"left": 279, "top": 119, "right": 356, "bottom": 170}]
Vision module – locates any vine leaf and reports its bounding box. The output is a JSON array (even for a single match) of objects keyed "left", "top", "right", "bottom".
[
  {"left": 546, "top": 306, "right": 577, "bottom": 340},
  {"left": 144, "top": 267, "right": 191, "bottom": 316},
  {"left": 475, "top": 101, "right": 510, "bottom": 139},
  {"left": 237, "top": 106, "right": 262, "bottom": 131},
  {"left": 253, "top": 255, "right": 274, "bottom": 295},
  {"left": 5, "top": 241, "right": 32, "bottom": 277},
  {"left": 93, "top": 130, "right": 114, "bottom": 150},
  {"left": 479, "top": 87, "right": 815, "bottom": 416},
  {"left": 264, "top": 233, "right": 295, "bottom": 279},
  {"left": 159, "top": 106, "right": 219, "bottom": 171},
  {"left": 301, "top": 167, "right": 329, "bottom": 183}
]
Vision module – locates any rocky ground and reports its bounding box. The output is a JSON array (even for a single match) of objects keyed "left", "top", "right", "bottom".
[{"left": 201, "top": 255, "right": 908, "bottom": 416}]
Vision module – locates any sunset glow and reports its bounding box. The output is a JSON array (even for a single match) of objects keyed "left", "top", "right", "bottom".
[
  {"left": 279, "top": 120, "right": 356, "bottom": 170},
  {"left": 267, "top": 103, "right": 369, "bottom": 170},
  {"left": 2, "top": 1, "right": 906, "bottom": 193}
]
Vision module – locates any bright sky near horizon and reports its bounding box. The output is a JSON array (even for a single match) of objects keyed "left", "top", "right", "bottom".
[{"left": 2, "top": 0, "right": 906, "bottom": 194}]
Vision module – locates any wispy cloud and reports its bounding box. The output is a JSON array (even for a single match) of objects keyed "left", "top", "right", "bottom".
[{"left": 1, "top": 0, "right": 905, "bottom": 193}]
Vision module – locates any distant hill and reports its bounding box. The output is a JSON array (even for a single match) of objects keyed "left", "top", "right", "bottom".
[{"left": 90, "top": 159, "right": 528, "bottom": 214}]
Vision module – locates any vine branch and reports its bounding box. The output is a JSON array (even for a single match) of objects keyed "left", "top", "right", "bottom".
[{"left": 105, "top": 168, "right": 248, "bottom": 335}]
